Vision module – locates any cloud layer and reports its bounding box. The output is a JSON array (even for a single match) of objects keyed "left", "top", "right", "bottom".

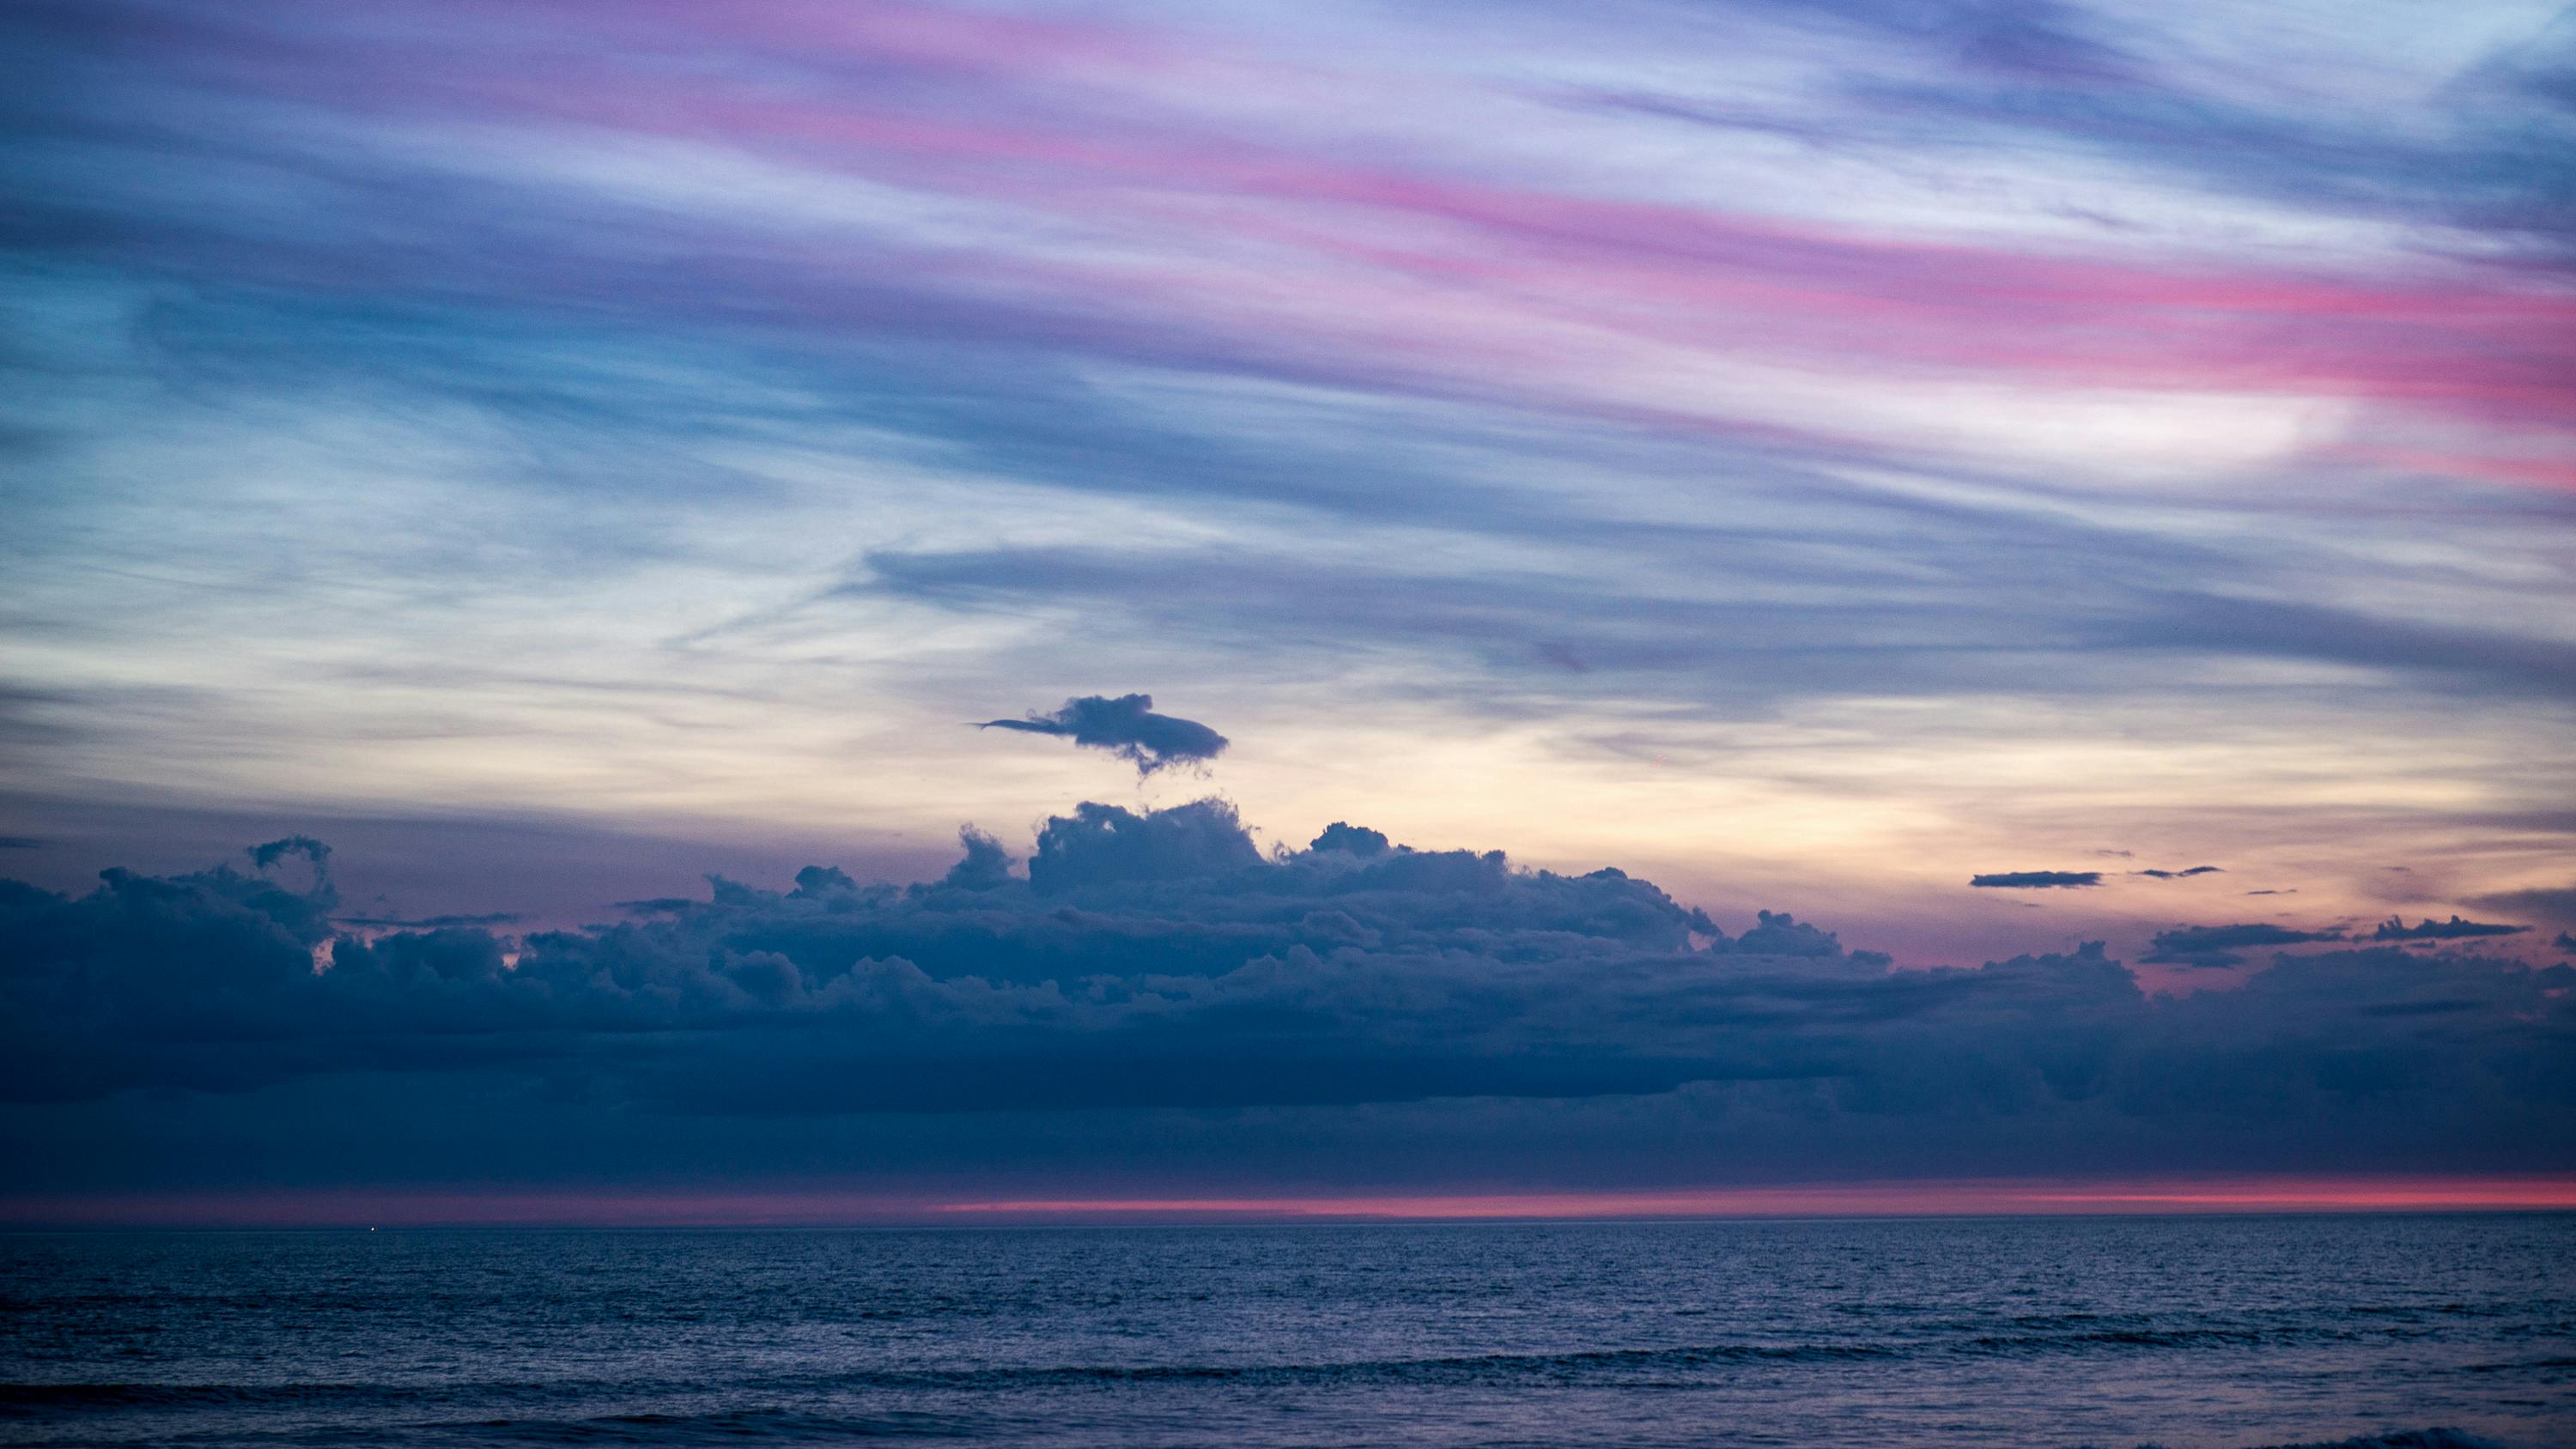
[
  {"left": 2372, "top": 915, "right": 2529, "bottom": 942},
  {"left": 4, "top": 803, "right": 2569, "bottom": 1195},
  {"left": 2142, "top": 923, "right": 2346, "bottom": 970},
  {"left": 0, "top": 0, "right": 2572, "bottom": 955},
  {"left": 1, "top": 0, "right": 2573, "bottom": 1185}
]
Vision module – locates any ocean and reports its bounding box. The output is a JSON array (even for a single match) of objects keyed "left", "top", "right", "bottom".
[{"left": 3, "top": 1215, "right": 2571, "bottom": 1447}]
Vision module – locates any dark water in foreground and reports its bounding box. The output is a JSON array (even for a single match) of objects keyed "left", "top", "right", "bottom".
[{"left": 3, "top": 1216, "right": 2572, "bottom": 1448}]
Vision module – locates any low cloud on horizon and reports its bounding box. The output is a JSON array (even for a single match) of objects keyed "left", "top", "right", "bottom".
[{"left": 4, "top": 797, "right": 2568, "bottom": 1201}]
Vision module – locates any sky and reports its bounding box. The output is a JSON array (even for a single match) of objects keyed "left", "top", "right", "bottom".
[{"left": 3, "top": 0, "right": 2573, "bottom": 1220}]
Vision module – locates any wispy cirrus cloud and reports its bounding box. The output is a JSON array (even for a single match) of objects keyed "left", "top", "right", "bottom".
[
  {"left": 9, "top": 0, "right": 2573, "bottom": 487},
  {"left": 3, "top": 0, "right": 2573, "bottom": 965}
]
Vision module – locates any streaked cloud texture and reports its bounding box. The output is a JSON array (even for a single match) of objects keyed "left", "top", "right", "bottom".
[{"left": 4, "top": 3, "right": 2573, "bottom": 957}]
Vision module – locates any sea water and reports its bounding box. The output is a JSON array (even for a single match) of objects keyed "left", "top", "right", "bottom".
[{"left": 3, "top": 1214, "right": 2571, "bottom": 1446}]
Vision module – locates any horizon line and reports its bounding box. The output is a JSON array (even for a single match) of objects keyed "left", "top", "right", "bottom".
[{"left": 10, "top": 1175, "right": 2576, "bottom": 1229}]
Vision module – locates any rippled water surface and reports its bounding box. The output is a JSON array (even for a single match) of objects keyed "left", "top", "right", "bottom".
[{"left": 3, "top": 1215, "right": 2572, "bottom": 1446}]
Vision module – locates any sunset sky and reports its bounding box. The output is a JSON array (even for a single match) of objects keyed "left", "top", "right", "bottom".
[{"left": 3, "top": 0, "right": 2573, "bottom": 1218}]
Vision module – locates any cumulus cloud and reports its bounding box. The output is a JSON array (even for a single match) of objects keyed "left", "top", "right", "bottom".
[
  {"left": 1714, "top": 909, "right": 1881, "bottom": 965},
  {"left": 2142, "top": 922, "right": 2344, "bottom": 969},
  {"left": 943, "top": 827, "right": 1016, "bottom": 891},
  {"left": 248, "top": 835, "right": 332, "bottom": 872},
  {"left": 2557, "top": 931, "right": 2576, "bottom": 952},
  {"left": 1310, "top": 822, "right": 1391, "bottom": 857},
  {"left": 976, "top": 694, "right": 1228, "bottom": 775},
  {"left": 1029, "top": 799, "right": 1261, "bottom": 892},
  {"left": 0, "top": 799, "right": 1738, "bottom": 1110},
  {"left": 3, "top": 796, "right": 2570, "bottom": 1195},
  {"left": 2372, "top": 915, "right": 2528, "bottom": 942},
  {"left": 1970, "top": 870, "right": 2101, "bottom": 888}
]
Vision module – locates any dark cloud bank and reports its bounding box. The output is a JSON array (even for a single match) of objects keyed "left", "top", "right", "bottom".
[{"left": 2, "top": 805, "right": 2571, "bottom": 1195}]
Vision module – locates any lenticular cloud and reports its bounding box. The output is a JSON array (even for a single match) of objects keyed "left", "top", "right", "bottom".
[{"left": 977, "top": 694, "right": 1230, "bottom": 774}]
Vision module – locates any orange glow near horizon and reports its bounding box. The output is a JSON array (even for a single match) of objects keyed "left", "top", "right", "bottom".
[
  {"left": 9, "top": 1177, "right": 2575, "bottom": 1228},
  {"left": 933, "top": 1178, "right": 2576, "bottom": 1221}
]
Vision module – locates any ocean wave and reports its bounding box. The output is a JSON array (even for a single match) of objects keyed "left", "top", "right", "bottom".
[
  {"left": 1966, "top": 1326, "right": 2283, "bottom": 1355},
  {"left": 0, "top": 1385, "right": 2544, "bottom": 1449},
  {"left": 0, "top": 1325, "right": 2499, "bottom": 1413},
  {"left": 0, "top": 1379, "right": 562, "bottom": 1416},
  {"left": 2111, "top": 1431, "right": 2515, "bottom": 1449},
  {"left": 447, "top": 1408, "right": 968, "bottom": 1444},
  {"left": 0, "top": 1341, "right": 1905, "bottom": 1416},
  {"left": 0, "top": 1381, "right": 385, "bottom": 1411}
]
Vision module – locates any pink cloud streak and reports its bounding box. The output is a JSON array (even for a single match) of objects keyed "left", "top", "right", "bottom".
[
  {"left": 10, "top": 1178, "right": 2574, "bottom": 1228},
  {"left": 101, "top": 0, "right": 2576, "bottom": 488}
]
